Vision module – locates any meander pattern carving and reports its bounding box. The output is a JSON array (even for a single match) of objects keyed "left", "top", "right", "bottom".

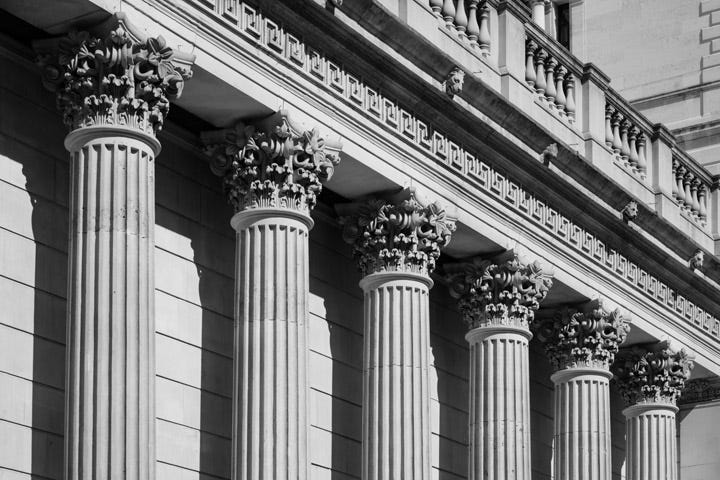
[
  {"left": 533, "top": 301, "right": 629, "bottom": 371},
  {"left": 186, "top": 0, "right": 719, "bottom": 340},
  {"left": 202, "top": 113, "right": 341, "bottom": 213},
  {"left": 35, "top": 19, "right": 192, "bottom": 135},
  {"left": 612, "top": 343, "right": 694, "bottom": 406},
  {"left": 337, "top": 190, "right": 456, "bottom": 277},
  {"left": 443, "top": 253, "right": 553, "bottom": 329}
]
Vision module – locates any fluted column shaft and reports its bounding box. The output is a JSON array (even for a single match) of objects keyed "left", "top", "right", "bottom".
[
  {"left": 466, "top": 325, "right": 532, "bottom": 480},
  {"left": 551, "top": 368, "right": 613, "bottom": 480},
  {"left": 360, "top": 272, "right": 432, "bottom": 480},
  {"left": 65, "top": 127, "right": 159, "bottom": 480},
  {"left": 624, "top": 403, "right": 678, "bottom": 480},
  {"left": 231, "top": 208, "right": 312, "bottom": 480}
]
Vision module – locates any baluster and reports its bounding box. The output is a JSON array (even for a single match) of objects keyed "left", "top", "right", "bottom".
[
  {"left": 619, "top": 119, "right": 630, "bottom": 163},
  {"left": 564, "top": 73, "right": 576, "bottom": 121},
  {"left": 467, "top": 0, "right": 480, "bottom": 43},
  {"left": 477, "top": 3, "right": 491, "bottom": 54},
  {"left": 430, "top": 0, "right": 443, "bottom": 14},
  {"left": 525, "top": 39, "right": 537, "bottom": 86},
  {"left": 690, "top": 179, "right": 701, "bottom": 215},
  {"left": 675, "top": 165, "right": 687, "bottom": 205},
  {"left": 628, "top": 127, "right": 639, "bottom": 169},
  {"left": 442, "top": 0, "right": 456, "bottom": 26},
  {"left": 545, "top": 56, "right": 557, "bottom": 105},
  {"left": 699, "top": 185, "right": 708, "bottom": 220},
  {"left": 605, "top": 105, "right": 614, "bottom": 147},
  {"left": 671, "top": 159, "right": 679, "bottom": 198},
  {"left": 534, "top": 48, "right": 547, "bottom": 95},
  {"left": 455, "top": 0, "right": 468, "bottom": 33},
  {"left": 611, "top": 111, "right": 623, "bottom": 154},
  {"left": 636, "top": 133, "right": 647, "bottom": 174},
  {"left": 683, "top": 172, "right": 693, "bottom": 209},
  {"left": 554, "top": 65, "right": 567, "bottom": 114}
]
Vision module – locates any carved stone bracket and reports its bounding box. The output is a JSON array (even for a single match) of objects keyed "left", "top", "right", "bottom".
[
  {"left": 612, "top": 341, "right": 694, "bottom": 406},
  {"left": 201, "top": 110, "right": 342, "bottom": 213},
  {"left": 443, "top": 251, "right": 553, "bottom": 330},
  {"left": 33, "top": 13, "right": 194, "bottom": 135},
  {"left": 335, "top": 188, "right": 456, "bottom": 277},
  {"left": 533, "top": 299, "right": 629, "bottom": 371}
]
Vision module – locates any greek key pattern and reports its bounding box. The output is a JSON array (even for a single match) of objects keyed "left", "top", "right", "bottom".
[{"left": 189, "top": 0, "right": 720, "bottom": 341}]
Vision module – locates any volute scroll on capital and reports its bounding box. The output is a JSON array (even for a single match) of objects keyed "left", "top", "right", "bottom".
[
  {"left": 201, "top": 110, "right": 343, "bottom": 214},
  {"left": 33, "top": 13, "right": 195, "bottom": 136},
  {"left": 442, "top": 251, "right": 554, "bottom": 330},
  {"left": 611, "top": 341, "right": 694, "bottom": 406},
  {"left": 335, "top": 188, "right": 456, "bottom": 278},
  {"left": 533, "top": 299, "right": 629, "bottom": 371}
]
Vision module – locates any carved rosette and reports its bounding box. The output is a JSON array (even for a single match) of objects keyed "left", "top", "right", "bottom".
[
  {"left": 443, "top": 252, "right": 553, "bottom": 330},
  {"left": 202, "top": 111, "right": 342, "bottom": 213},
  {"left": 336, "top": 189, "right": 456, "bottom": 277},
  {"left": 612, "top": 342, "right": 694, "bottom": 406},
  {"left": 533, "top": 300, "right": 629, "bottom": 371},
  {"left": 33, "top": 14, "right": 193, "bottom": 135}
]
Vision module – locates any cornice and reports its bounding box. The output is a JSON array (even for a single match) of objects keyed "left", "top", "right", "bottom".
[{"left": 131, "top": 0, "right": 720, "bottom": 356}]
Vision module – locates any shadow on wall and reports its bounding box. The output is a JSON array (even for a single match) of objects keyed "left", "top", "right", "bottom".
[{"left": 609, "top": 382, "right": 627, "bottom": 480}]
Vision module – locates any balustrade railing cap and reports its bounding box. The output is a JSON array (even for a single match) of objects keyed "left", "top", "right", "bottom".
[
  {"left": 496, "top": 0, "right": 531, "bottom": 20},
  {"left": 581, "top": 63, "right": 611, "bottom": 88},
  {"left": 651, "top": 123, "right": 677, "bottom": 145}
]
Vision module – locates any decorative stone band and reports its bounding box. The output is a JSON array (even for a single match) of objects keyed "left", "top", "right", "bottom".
[
  {"left": 201, "top": 110, "right": 342, "bottom": 214},
  {"left": 533, "top": 299, "right": 629, "bottom": 371},
  {"left": 443, "top": 251, "right": 553, "bottom": 330},
  {"left": 33, "top": 13, "right": 194, "bottom": 136},
  {"left": 679, "top": 377, "right": 720, "bottom": 405},
  {"left": 336, "top": 188, "right": 456, "bottom": 277},
  {"left": 612, "top": 341, "right": 694, "bottom": 406}
]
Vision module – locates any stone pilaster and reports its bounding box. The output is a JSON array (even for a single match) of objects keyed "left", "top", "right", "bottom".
[
  {"left": 444, "top": 252, "right": 553, "bottom": 480},
  {"left": 337, "top": 189, "right": 456, "bottom": 480},
  {"left": 202, "top": 111, "right": 341, "bottom": 480},
  {"left": 33, "top": 14, "right": 193, "bottom": 480},
  {"left": 612, "top": 342, "right": 694, "bottom": 480},
  {"left": 533, "top": 300, "right": 629, "bottom": 480}
]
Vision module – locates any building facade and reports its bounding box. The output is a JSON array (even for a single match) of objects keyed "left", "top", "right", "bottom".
[{"left": 0, "top": 1, "right": 718, "bottom": 479}]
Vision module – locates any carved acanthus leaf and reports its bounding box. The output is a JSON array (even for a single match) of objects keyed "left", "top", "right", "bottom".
[
  {"left": 336, "top": 189, "right": 456, "bottom": 277},
  {"left": 201, "top": 111, "right": 342, "bottom": 213},
  {"left": 679, "top": 378, "right": 720, "bottom": 405},
  {"left": 612, "top": 342, "right": 694, "bottom": 406},
  {"left": 443, "top": 252, "right": 553, "bottom": 329},
  {"left": 33, "top": 14, "right": 194, "bottom": 135},
  {"left": 533, "top": 300, "right": 629, "bottom": 370}
]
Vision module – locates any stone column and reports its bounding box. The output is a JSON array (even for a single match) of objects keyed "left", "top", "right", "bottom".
[
  {"left": 336, "top": 189, "right": 456, "bottom": 480},
  {"left": 202, "top": 112, "right": 342, "bottom": 480},
  {"left": 533, "top": 300, "right": 629, "bottom": 480},
  {"left": 612, "top": 342, "right": 694, "bottom": 480},
  {"left": 444, "top": 252, "right": 554, "bottom": 480},
  {"left": 33, "top": 15, "right": 193, "bottom": 480}
]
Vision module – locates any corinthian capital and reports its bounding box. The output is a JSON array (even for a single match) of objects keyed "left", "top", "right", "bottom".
[
  {"left": 612, "top": 341, "right": 694, "bottom": 406},
  {"left": 533, "top": 299, "right": 629, "bottom": 371},
  {"left": 201, "top": 111, "right": 342, "bottom": 213},
  {"left": 443, "top": 251, "right": 553, "bottom": 329},
  {"left": 335, "top": 188, "right": 456, "bottom": 277},
  {"left": 33, "top": 13, "right": 194, "bottom": 135}
]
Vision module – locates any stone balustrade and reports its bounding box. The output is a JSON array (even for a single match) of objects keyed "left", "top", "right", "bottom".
[
  {"left": 429, "top": 0, "right": 493, "bottom": 54},
  {"left": 524, "top": 25, "right": 579, "bottom": 124},
  {"left": 604, "top": 95, "right": 650, "bottom": 180},
  {"left": 672, "top": 151, "right": 712, "bottom": 226}
]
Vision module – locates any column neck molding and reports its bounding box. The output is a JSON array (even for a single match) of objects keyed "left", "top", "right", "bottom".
[
  {"left": 230, "top": 206, "right": 314, "bottom": 232},
  {"left": 612, "top": 341, "right": 694, "bottom": 406},
  {"left": 550, "top": 366, "right": 614, "bottom": 384},
  {"left": 33, "top": 13, "right": 194, "bottom": 137},
  {"left": 443, "top": 250, "right": 553, "bottom": 330},
  {"left": 336, "top": 188, "right": 456, "bottom": 278},
  {"left": 622, "top": 402, "right": 679, "bottom": 417},
  {"left": 465, "top": 323, "right": 533, "bottom": 342},
  {"left": 64, "top": 124, "right": 161, "bottom": 155},
  {"left": 534, "top": 299, "right": 629, "bottom": 371},
  {"left": 359, "top": 270, "right": 434, "bottom": 291},
  {"left": 201, "top": 110, "right": 342, "bottom": 215}
]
